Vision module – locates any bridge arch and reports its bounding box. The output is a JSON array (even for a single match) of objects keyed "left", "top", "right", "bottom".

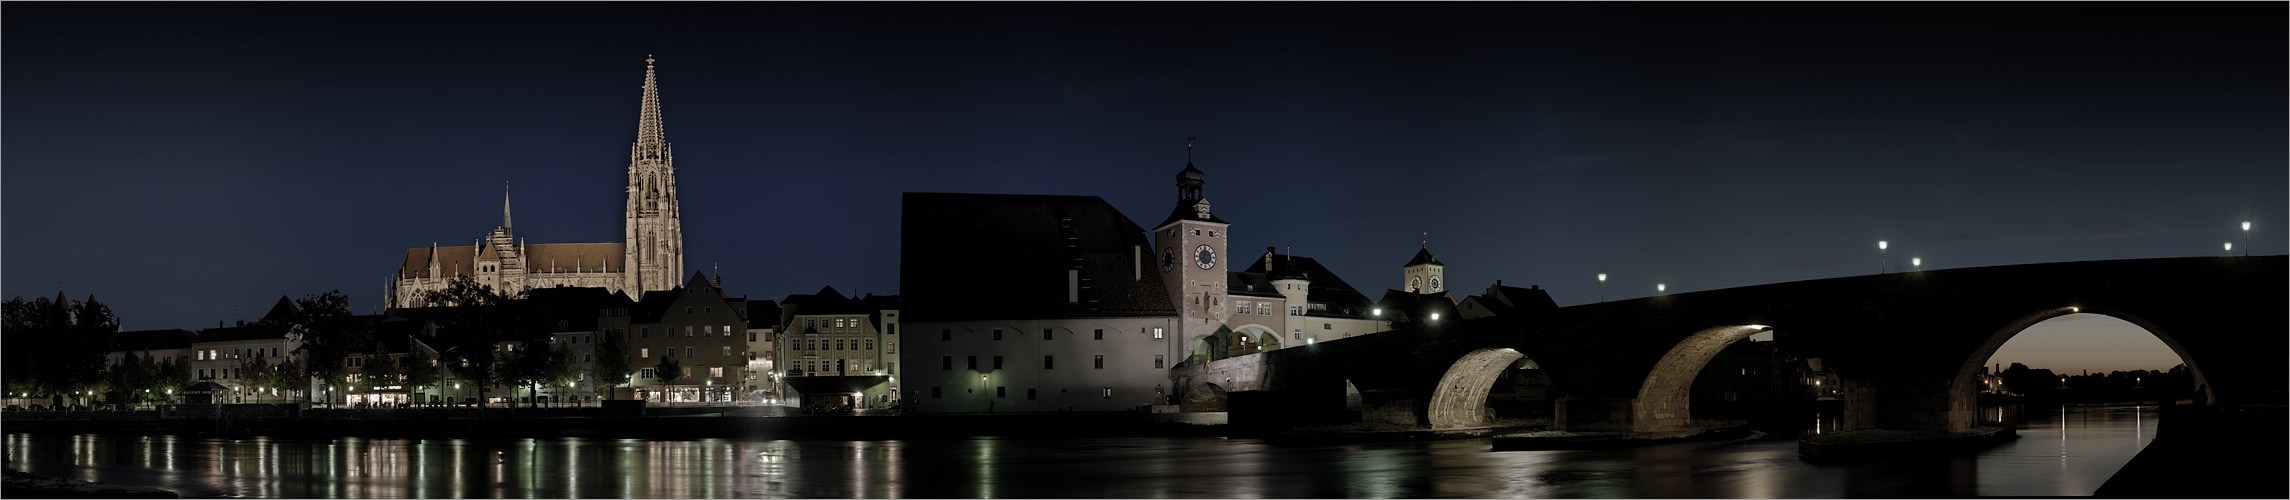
[
  {"left": 1947, "top": 307, "right": 2213, "bottom": 431},
  {"left": 1633, "top": 324, "right": 1774, "bottom": 433}
]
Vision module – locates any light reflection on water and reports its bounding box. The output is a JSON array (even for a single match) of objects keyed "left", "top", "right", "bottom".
[{"left": 3, "top": 404, "right": 2153, "bottom": 498}]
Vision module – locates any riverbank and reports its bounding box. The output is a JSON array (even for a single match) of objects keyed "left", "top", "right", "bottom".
[
  {"left": 1491, "top": 422, "right": 1753, "bottom": 451},
  {"left": 2, "top": 469, "right": 177, "bottom": 498},
  {"left": 1, "top": 410, "right": 1231, "bottom": 440}
]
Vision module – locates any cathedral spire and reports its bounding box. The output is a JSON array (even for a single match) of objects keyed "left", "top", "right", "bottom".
[
  {"left": 502, "top": 182, "right": 513, "bottom": 231},
  {"left": 634, "top": 55, "right": 668, "bottom": 162}
]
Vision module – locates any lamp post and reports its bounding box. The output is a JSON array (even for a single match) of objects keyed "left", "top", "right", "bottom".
[
  {"left": 2242, "top": 221, "right": 2252, "bottom": 256},
  {"left": 1911, "top": 257, "right": 1922, "bottom": 272},
  {"left": 1597, "top": 273, "right": 1607, "bottom": 302},
  {"left": 1878, "top": 240, "right": 1889, "bottom": 274},
  {"left": 1656, "top": 283, "right": 1667, "bottom": 295},
  {"left": 2225, "top": 242, "right": 2234, "bottom": 256}
]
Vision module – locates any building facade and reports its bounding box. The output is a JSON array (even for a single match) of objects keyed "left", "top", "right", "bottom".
[
  {"left": 775, "top": 288, "right": 900, "bottom": 410},
  {"left": 390, "top": 56, "right": 685, "bottom": 308},
  {"left": 901, "top": 192, "right": 1181, "bottom": 413},
  {"left": 603, "top": 273, "right": 751, "bottom": 403}
]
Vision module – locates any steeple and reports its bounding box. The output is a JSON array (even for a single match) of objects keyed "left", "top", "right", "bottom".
[
  {"left": 634, "top": 55, "right": 668, "bottom": 162},
  {"left": 1176, "top": 136, "right": 1205, "bottom": 203},
  {"left": 502, "top": 182, "right": 513, "bottom": 231}
]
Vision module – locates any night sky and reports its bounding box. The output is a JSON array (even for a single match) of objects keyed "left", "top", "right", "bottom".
[{"left": 5, "top": 2, "right": 2281, "bottom": 373}]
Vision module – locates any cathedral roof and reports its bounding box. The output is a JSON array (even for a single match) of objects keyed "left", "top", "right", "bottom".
[
  {"left": 400, "top": 245, "right": 477, "bottom": 279},
  {"left": 526, "top": 243, "right": 627, "bottom": 273},
  {"left": 901, "top": 192, "right": 1176, "bottom": 322}
]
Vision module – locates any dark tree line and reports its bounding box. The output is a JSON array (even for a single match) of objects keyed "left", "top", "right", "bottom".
[{"left": 3, "top": 293, "right": 121, "bottom": 406}]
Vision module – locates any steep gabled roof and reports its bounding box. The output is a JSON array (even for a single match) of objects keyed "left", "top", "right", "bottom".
[
  {"left": 901, "top": 192, "right": 1175, "bottom": 322},
  {"left": 1406, "top": 247, "right": 1443, "bottom": 267}
]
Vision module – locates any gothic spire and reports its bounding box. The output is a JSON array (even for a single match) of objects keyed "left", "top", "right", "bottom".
[
  {"left": 634, "top": 55, "right": 669, "bottom": 162},
  {"left": 502, "top": 181, "right": 513, "bottom": 231}
]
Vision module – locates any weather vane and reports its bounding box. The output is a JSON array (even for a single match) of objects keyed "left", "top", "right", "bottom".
[{"left": 1186, "top": 136, "right": 1196, "bottom": 162}]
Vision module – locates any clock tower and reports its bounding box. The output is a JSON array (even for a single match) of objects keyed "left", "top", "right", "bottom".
[
  {"left": 1155, "top": 139, "right": 1230, "bottom": 360},
  {"left": 1405, "top": 242, "right": 1444, "bottom": 295}
]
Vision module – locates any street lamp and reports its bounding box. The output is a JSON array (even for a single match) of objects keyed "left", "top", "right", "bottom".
[
  {"left": 1878, "top": 240, "right": 1889, "bottom": 273},
  {"left": 1597, "top": 273, "right": 1607, "bottom": 302},
  {"left": 2242, "top": 221, "right": 2252, "bottom": 256},
  {"left": 1656, "top": 283, "right": 1667, "bottom": 294},
  {"left": 2224, "top": 242, "right": 2234, "bottom": 256}
]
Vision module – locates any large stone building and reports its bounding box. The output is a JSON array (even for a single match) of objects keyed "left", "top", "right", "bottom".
[
  {"left": 775, "top": 287, "right": 901, "bottom": 411},
  {"left": 389, "top": 57, "right": 686, "bottom": 308}
]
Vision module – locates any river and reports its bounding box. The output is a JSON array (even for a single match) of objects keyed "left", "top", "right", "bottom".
[{"left": 3, "top": 403, "right": 2156, "bottom": 498}]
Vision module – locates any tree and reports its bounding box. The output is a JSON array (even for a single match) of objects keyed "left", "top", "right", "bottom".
[
  {"left": 423, "top": 275, "right": 529, "bottom": 410},
  {"left": 590, "top": 327, "right": 633, "bottom": 400},
  {"left": 359, "top": 344, "right": 405, "bottom": 407},
  {"left": 290, "top": 290, "right": 368, "bottom": 407},
  {"left": 404, "top": 348, "right": 439, "bottom": 406},
  {"left": 655, "top": 354, "right": 683, "bottom": 387},
  {"left": 545, "top": 345, "right": 581, "bottom": 407}
]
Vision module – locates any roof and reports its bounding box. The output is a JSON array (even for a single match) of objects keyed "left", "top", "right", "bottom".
[
  {"left": 195, "top": 322, "right": 293, "bottom": 344},
  {"left": 1226, "top": 272, "right": 1284, "bottom": 298},
  {"left": 1241, "top": 249, "right": 1378, "bottom": 318},
  {"left": 260, "top": 296, "right": 299, "bottom": 324},
  {"left": 901, "top": 192, "right": 1176, "bottom": 322},
  {"left": 525, "top": 286, "right": 636, "bottom": 332},
  {"left": 526, "top": 243, "right": 627, "bottom": 273},
  {"left": 1372, "top": 288, "right": 1457, "bottom": 324},
  {"left": 1457, "top": 282, "right": 1558, "bottom": 319},
  {"left": 400, "top": 245, "right": 478, "bottom": 279},
  {"left": 745, "top": 300, "right": 781, "bottom": 329},
  {"left": 1406, "top": 247, "right": 1443, "bottom": 267},
  {"left": 112, "top": 329, "right": 195, "bottom": 352}
]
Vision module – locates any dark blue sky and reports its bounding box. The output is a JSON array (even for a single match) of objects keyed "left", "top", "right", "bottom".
[{"left": 6, "top": 1, "right": 2283, "bottom": 367}]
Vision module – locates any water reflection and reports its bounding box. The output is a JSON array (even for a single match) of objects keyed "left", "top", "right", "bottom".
[{"left": 3, "top": 404, "right": 2155, "bottom": 498}]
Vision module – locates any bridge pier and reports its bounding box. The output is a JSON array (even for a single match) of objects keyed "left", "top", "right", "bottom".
[
  {"left": 1555, "top": 397, "right": 1635, "bottom": 432},
  {"left": 1842, "top": 377, "right": 1955, "bottom": 432}
]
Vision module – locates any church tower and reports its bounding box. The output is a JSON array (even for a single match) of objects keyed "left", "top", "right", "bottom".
[
  {"left": 1404, "top": 240, "right": 1444, "bottom": 294},
  {"left": 1154, "top": 138, "right": 1230, "bottom": 359},
  {"left": 624, "top": 55, "right": 685, "bottom": 294}
]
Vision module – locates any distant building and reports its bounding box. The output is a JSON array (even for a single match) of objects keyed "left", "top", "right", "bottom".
[
  {"left": 602, "top": 273, "right": 752, "bottom": 403},
  {"left": 1229, "top": 246, "right": 1387, "bottom": 353},
  {"left": 389, "top": 57, "right": 686, "bottom": 307},
  {"left": 189, "top": 297, "right": 303, "bottom": 404},
  {"left": 776, "top": 287, "right": 901, "bottom": 411},
  {"left": 902, "top": 191, "right": 1180, "bottom": 413},
  {"left": 743, "top": 299, "right": 781, "bottom": 403}
]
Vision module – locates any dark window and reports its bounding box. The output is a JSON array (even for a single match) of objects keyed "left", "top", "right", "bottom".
[
  {"left": 1043, "top": 329, "right": 1054, "bottom": 340},
  {"left": 1094, "top": 355, "right": 1104, "bottom": 369},
  {"left": 1043, "top": 355, "right": 1054, "bottom": 370},
  {"left": 942, "top": 356, "right": 953, "bottom": 370},
  {"left": 932, "top": 387, "right": 942, "bottom": 398},
  {"left": 1027, "top": 388, "right": 1037, "bottom": 400},
  {"left": 1154, "top": 355, "right": 1165, "bottom": 369},
  {"left": 942, "top": 329, "right": 950, "bottom": 341},
  {"left": 996, "top": 386, "right": 1006, "bottom": 398},
  {"left": 993, "top": 329, "right": 1003, "bottom": 340},
  {"left": 992, "top": 355, "right": 1003, "bottom": 370},
  {"left": 1094, "top": 329, "right": 1104, "bottom": 340},
  {"left": 966, "top": 356, "right": 978, "bottom": 370}
]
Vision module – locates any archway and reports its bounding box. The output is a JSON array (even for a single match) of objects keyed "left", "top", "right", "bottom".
[
  {"left": 1633, "top": 325, "right": 1772, "bottom": 433},
  {"left": 1948, "top": 308, "right": 2209, "bottom": 432},
  {"left": 1427, "top": 348, "right": 1526, "bottom": 429}
]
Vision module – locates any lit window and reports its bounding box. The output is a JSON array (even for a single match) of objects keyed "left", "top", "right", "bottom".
[
  {"left": 641, "top": 348, "right": 650, "bottom": 359},
  {"left": 1152, "top": 328, "right": 1164, "bottom": 339},
  {"left": 710, "top": 367, "right": 724, "bottom": 378},
  {"left": 721, "top": 346, "right": 732, "bottom": 357},
  {"left": 1102, "top": 388, "right": 1113, "bottom": 399}
]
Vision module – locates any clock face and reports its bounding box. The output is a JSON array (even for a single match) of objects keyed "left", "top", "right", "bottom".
[
  {"left": 1194, "top": 245, "right": 1216, "bottom": 269},
  {"left": 1430, "top": 278, "right": 1441, "bottom": 290},
  {"left": 1161, "top": 248, "right": 1176, "bottom": 272},
  {"left": 1411, "top": 276, "right": 1422, "bottom": 290}
]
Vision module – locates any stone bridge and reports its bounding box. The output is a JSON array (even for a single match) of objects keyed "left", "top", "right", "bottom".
[{"left": 1173, "top": 256, "right": 2285, "bottom": 434}]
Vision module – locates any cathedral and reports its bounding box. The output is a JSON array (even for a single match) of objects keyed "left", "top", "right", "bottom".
[{"left": 389, "top": 57, "right": 686, "bottom": 308}]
